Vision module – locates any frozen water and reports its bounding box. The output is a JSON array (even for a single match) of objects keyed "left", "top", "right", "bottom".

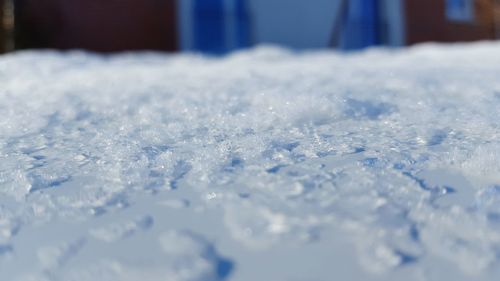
[{"left": 1, "top": 42, "right": 500, "bottom": 280}]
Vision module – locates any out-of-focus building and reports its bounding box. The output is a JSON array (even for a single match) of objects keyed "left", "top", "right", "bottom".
[
  {"left": 1, "top": 0, "right": 499, "bottom": 54},
  {"left": 0, "top": 0, "right": 14, "bottom": 53},
  {"left": 496, "top": 1, "right": 500, "bottom": 37},
  {"left": 0, "top": 0, "right": 3, "bottom": 53},
  {"left": 405, "top": 0, "right": 499, "bottom": 44},
  {"left": 13, "top": 0, "right": 177, "bottom": 52}
]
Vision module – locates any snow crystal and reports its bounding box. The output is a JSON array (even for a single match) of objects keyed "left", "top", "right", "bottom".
[{"left": 1, "top": 42, "right": 500, "bottom": 280}]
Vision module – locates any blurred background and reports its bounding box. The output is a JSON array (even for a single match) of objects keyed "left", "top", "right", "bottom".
[{"left": 1, "top": 0, "right": 500, "bottom": 54}]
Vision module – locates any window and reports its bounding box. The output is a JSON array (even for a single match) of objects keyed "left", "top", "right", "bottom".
[{"left": 446, "top": 0, "right": 475, "bottom": 22}]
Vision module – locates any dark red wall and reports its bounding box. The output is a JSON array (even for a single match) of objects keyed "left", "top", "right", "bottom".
[
  {"left": 0, "top": 0, "right": 4, "bottom": 53},
  {"left": 405, "top": 0, "right": 497, "bottom": 45},
  {"left": 404, "top": 0, "right": 445, "bottom": 44},
  {"left": 493, "top": 0, "right": 500, "bottom": 38},
  {"left": 15, "top": 0, "right": 178, "bottom": 52}
]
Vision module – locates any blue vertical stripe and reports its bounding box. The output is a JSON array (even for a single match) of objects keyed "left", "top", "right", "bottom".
[
  {"left": 342, "top": 0, "right": 380, "bottom": 50},
  {"left": 235, "top": 0, "right": 251, "bottom": 48},
  {"left": 362, "top": 0, "right": 380, "bottom": 46},
  {"left": 193, "top": 0, "right": 226, "bottom": 54}
]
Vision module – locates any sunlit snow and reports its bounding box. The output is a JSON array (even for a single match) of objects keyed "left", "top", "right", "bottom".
[{"left": 1, "top": 42, "right": 500, "bottom": 281}]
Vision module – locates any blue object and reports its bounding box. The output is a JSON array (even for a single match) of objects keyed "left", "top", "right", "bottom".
[
  {"left": 235, "top": 0, "right": 251, "bottom": 49},
  {"left": 193, "top": 0, "right": 251, "bottom": 54},
  {"left": 446, "top": 0, "right": 474, "bottom": 22},
  {"left": 193, "top": 0, "right": 226, "bottom": 54},
  {"left": 341, "top": 0, "right": 381, "bottom": 50}
]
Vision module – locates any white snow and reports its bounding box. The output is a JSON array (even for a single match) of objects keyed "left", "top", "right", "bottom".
[{"left": 1, "top": 42, "right": 500, "bottom": 280}]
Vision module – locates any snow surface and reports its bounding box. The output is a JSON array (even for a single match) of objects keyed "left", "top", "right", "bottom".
[{"left": 1, "top": 42, "right": 500, "bottom": 281}]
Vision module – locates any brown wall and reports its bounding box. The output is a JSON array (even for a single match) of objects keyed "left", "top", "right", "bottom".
[
  {"left": 405, "top": 0, "right": 445, "bottom": 44},
  {"left": 0, "top": 0, "right": 4, "bottom": 53},
  {"left": 405, "top": 0, "right": 498, "bottom": 45},
  {"left": 495, "top": 0, "right": 500, "bottom": 37},
  {"left": 15, "top": 0, "right": 178, "bottom": 52}
]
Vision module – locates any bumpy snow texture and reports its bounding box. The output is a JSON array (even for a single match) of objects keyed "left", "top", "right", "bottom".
[{"left": 1, "top": 42, "right": 500, "bottom": 281}]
